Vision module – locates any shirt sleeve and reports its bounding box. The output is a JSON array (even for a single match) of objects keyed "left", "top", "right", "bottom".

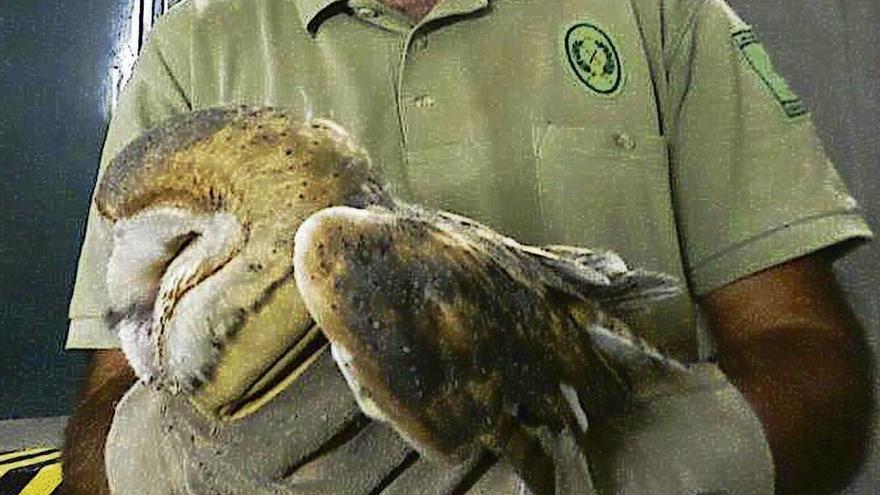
[
  {"left": 66, "top": 13, "right": 192, "bottom": 349},
  {"left": 664, "top": 0, "right": 873, "bottom": 296}
]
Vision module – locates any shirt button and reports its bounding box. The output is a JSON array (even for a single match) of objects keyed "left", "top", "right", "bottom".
[
  {"left": 613, "top": 132, "right": 636, "bottom": 150},
  {"left": 413, "top": 95, "right": 436, "bottom": 108},
  {"left": 355, "top": 6, "right": 379, "bottom": 18}
]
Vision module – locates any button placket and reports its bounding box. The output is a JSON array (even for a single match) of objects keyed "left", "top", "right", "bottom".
[
  {"left": 396, "top": 46, "right": 414, "bottom": 151},
  {"left": 396, "top": 25, "right": 435, "bottom": 151}
]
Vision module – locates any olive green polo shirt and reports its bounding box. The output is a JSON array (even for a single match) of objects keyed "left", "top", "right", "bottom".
[{"left": 67, "top": 0, "right": 871, "bottom": 361}]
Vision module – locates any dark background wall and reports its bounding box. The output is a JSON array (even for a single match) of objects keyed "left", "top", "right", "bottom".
[
  {"left": 0, "top": 0, "right": 124, "bottom": 417},
  {"left": 0, "top": 0, "right": 877, "bottom": 492}
]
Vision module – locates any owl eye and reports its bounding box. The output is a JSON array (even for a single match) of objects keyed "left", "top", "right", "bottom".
[
  {"left": 168, "top": 231, "right": 200, "bottom": 259},
  {"left": 106, "top": 209, "right": 203, "bottom": 314}
]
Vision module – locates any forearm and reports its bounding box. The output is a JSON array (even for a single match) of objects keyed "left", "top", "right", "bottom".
[
  {"left": 714, "top": 327, "right": 874, "bottom": 495},
  {"left": 702, "top": 255, "right": 875, "bottom": 495},
  {"left": 61, "top": 351, "right": 137, "bottom": 495}
]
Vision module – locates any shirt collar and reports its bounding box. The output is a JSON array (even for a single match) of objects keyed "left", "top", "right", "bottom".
[
  {"left": 298, "top": 0, "right": 491, "bottom": 35},
  {"left": 297, "top": 0, "right": 345, "bottom": 34},
  {"left": 421, "top": 0, "right": 488, "bottom": 25}
]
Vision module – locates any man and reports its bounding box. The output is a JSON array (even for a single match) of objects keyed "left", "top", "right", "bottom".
[{"left": 62, "top": 0, "right": 875, "bottom": 493}]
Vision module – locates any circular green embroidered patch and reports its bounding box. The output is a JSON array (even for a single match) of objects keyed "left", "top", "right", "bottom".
[{"left": 564, "top": 23, "right": 623, "bottom": 95}]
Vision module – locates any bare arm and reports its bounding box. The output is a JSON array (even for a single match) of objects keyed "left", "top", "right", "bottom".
[
  {"left": 701, "top": 253, "right": 875, "bottom": 495},
  {"left": 61, "top": 349, "right": 137, "bottom": 495}
]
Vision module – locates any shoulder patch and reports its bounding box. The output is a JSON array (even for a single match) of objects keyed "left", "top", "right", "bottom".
[
  {"left": 731, "top": 28, "right": 808, "bottom": 120},
  {"left": 562, "top": 22, "right": 624, "bottom": 97}
]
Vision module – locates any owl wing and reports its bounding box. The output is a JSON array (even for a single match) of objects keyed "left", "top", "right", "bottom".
[
  {"left": 294, "top": 204, "right": 565, "bottom": 493},
  {"left": 293, "top": 204, "right": 686, "bottom": 495}
]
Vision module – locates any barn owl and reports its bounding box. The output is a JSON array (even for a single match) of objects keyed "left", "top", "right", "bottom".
[{"left": 96, "top": 106, "right": 686, "bottom": 494}]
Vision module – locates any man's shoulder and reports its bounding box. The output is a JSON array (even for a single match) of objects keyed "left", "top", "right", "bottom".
[
  {"left": 165, "top": 0, "right": 289, "bottom": 18},
  {"left": 153, "top": 0, "right": 303, "bottom": 40},
  {"left": 625, "top": 0, "right": 746, "bottom": 61}
]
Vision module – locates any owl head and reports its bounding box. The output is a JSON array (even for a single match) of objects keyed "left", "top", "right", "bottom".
[{"left": 96, "top": 106, "right": 392, "bottom": 395}]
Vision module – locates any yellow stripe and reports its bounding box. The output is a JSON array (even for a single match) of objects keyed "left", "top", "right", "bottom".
[
  {"left": 18, "top": 462, "right": 62, "bottom": 495},
  {"left": 0, "top": 448, "right": 55, "bottom": 464},
  {"left": 0, "top": 452, "right": 61, "bottom": 479}
]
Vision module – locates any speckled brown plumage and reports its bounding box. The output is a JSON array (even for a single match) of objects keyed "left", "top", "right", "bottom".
[{"left": 292, "top": 204, "right": 686, "bottom": 493}]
